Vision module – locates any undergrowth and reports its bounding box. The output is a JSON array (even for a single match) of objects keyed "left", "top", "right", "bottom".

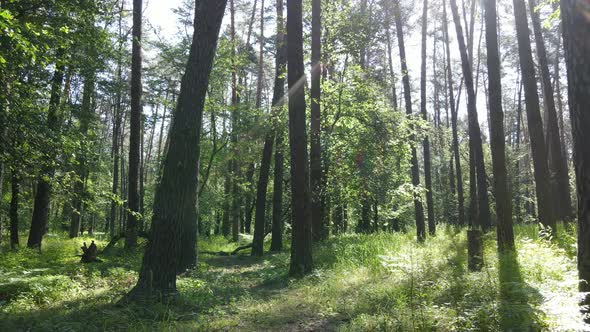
[{"left": 0, "top": 224, "right": 585, "bottom": 331}]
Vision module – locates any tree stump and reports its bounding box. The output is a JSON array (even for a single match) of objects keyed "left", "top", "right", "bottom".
[
  {"left": 80, "top": 240, "right": 99, "bottom": 263},
  {"left": 467, "top": 230, "right": 483, "bottom": 271}
]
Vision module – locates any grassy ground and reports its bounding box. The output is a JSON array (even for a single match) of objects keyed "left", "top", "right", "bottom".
[{"left": 0, "top": 224, "right": 586, "bottom": 331}]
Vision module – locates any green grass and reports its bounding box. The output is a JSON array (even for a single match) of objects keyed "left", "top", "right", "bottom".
[{"left": 0, "top": 224, "right": 585, "bottom": 331}]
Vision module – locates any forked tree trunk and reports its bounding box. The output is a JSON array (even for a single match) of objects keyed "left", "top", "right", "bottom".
[
  {"left": 449, "top": 0, "right": 492, "bottom": 232},
  {"left": 253, "top": 0, "right": 287, "bottom": 256},
  {"left": 528, "top": 0, "right": 572, "bottom": 222}
]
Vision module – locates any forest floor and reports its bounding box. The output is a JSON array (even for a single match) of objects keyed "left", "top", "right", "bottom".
[{"left": 0, "top": 224, "right": 587, "bottom": 331}]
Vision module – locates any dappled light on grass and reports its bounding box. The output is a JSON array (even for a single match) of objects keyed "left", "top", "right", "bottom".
[{"left": 0, "top": 226, "right": 587, "bottom": 330}]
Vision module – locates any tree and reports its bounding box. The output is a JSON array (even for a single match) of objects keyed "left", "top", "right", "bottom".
[
  {"left": 420, "top": 0, "right": 435, "bottom": 235},
  {"left": 287, "top": 0, "right": 313, "bottom": 276},
  {"left": 511, "top": 0, "right": 554, "bottom": 231},
  {"left": 125, "top": 0, "right": 142, "bottom": 249},
  {"left": 449, "top": 0, "right": 491, "bottom": 232},
  {"left": 528, "top": 0, "right": 571, "bottom": 222},
  {"left": 443, "top": 0, "right": 465, "bottom": 227},
  {"left": 270, "top": 0, "right": 286, "bottom": 250},
  {"left": 483, "top": 0, "right": 514, "bottom": 251},
  {"left": 230, "top": 0, "right": 240, "bottom": 243},
  {"left": 28, "top": 58, "right": 64, "bottom": 247},
  {"left": 251, "top": 0, "right": 269, "bottom": 257},
  {"left": 9, "top": 170, "right": 19, "bottom": 250},
  {"left": 559, "top": 0, "right": 590, "bottom": 311},
  {"left": 393, "top": 0, "right": 426, "bottom": 241},
  {"left": 310, "top": 0, "right": 324, "bottom": 241},
  {"left": 126, "top": 0, "right": 227, "bottom": 300}
]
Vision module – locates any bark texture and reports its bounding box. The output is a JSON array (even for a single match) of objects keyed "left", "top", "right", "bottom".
[
  {"left": 287, "top": 0, "right": 313, "bottom": 276},
  {"left": 127, "top": 0, "right": 227, "bottom": 299},
  {"left": 512, "top": 0, "right": 554, "bottom": 230}
]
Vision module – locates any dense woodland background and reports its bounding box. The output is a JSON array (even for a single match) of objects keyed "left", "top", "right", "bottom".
[{"left": 0, "top": 0, "right": 589, "bottom": 330}]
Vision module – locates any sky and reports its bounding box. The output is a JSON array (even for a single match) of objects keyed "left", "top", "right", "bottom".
[{"left": 142, "top": 0, "right": 497, "bottom": 134}]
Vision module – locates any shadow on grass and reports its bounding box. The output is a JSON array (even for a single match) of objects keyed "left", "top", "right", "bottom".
[{"left": 498, "top": 251, "right": 544, "bottom": 331}]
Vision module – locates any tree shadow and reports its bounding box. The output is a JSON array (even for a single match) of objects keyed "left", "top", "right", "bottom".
[{"left": 498, "top": 251, "right": 545, "bottom": 331}]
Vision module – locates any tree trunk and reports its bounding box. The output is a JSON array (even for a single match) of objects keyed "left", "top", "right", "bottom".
[
  {"left": 126, "top": 0, "right": 227, "bottom": 300},
  {"left": 310, "top": 0, "right": 324, "bottom": 242},
  {"left": 70, "top": 72, "right": 95, "bottom": 238},
  {"left": 443, "top": 0, "right": 465, "bottom": 227},
  {"left": 528, "top": 0, "right": 572, "bottom": 222},
  {"left": 108, "top": 0, "right": 125, "bottom": 236},
  {"left": 230, "top": 0, "right": 240, "bottom": 243},
  {"left": 420, "top": 0, "right": 435, "bottom": 235},
  {"left": 449, "top": 0, "right": 492, "bottom": 231},
  {"left": 125, "top": 0, "right": 142, "bottom": 249},
  {"left": 9, "top": 171, "right": 19, "bottom": 250},
  {"left": 511, "top": 0, "right": 555, "bottom": 231},
  {"left": 287, "top": 0, "right": 313, "bottom": 276},
  {"left": 484, "top": 0, "right": 514, "bottom": 251},
  {"left": 559, "top": 0, "right": 590, "bottom": 313},
  {"left": 253, "top": 0, "right": 286, "bottom": 256},
  {"left": 270, "top": 132, "right": 284, "bottom": 252},
  {"left": 28, "top": 57, "right": 65, "bottom": 249},
  {"left": 393, "top": 0, "right": 426, "bottom": 241}
]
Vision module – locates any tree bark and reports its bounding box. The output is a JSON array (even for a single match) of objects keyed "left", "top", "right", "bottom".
[
  {"left": 483, "top": 0, "right": 514, "bottom": 251},
  {"left": 10, "top": 171, "right": 19, "bottom": 250},
  {"left": 449, "top": 0, "right": 492, "bottom": 231},
  {"left": 528, "top": 0, "right": 572, "bottom": 222},
  {"left": 125, "top": 0, "right": 142, "bottom": 249},
  {"left": 70, "top": 72, "right": 95, "bottom": 238},
  {"left": 559, "top": 0, "right": 590, "bottom": 313},
  {"left": 253, "top": 0, "right": 286, "bottom": 256},
  {"left": 230, "top": 0, "right": 240, "bottom": 243},
  {"left": 393, "top": 0, "right": 426, "bottom": 241},
  {"left": 126, "top": 0, "right": 227, "bottom": 300},
  {"left": 420, "top": 0, "right": 435, "bottom": 235},
  {"left": 443, "top": 0, "right": 465, "bottom": 227},
  {"left": 310, "top": 0, "right": 324, "bottom": 242},
  {"left": 511, "top": 0, "right": 555, "bottom": 230},
  {"left": 28, "top": 56, "right": 65, "bottom": 248},
  {"left": 287, "top": 0, "right": 313, "bottom": 276}
]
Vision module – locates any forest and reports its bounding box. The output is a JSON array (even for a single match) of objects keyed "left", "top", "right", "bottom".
[{"left": 0, "top": 0, "right": 589, "bottom": 330}]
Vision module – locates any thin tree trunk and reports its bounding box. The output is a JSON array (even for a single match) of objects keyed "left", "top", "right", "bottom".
[
  {"left": 443, "top": 0, "right": 465, "bottom": 227},
  {"left": 420, "top": 0, "right": 435, "bottom": 235},
  {"left": 9, "top": 171, "right": 19, "bottom": 250},
  {"left": 69, "top": 72, "right": 95, "bottom": 238},
  {"left": 511, "top": 0, "right": 555, "bottom": 231},
  {"left": 393, "top": 0, "right": 426, "bottom": 241},
  {"left": 310, "top": 0, "right": 324, "bottom": 242},
  {"left": 484, "top": 0, "right": 514, "bottom": 251},
  {"left": 230, "top": 0, "right": 240, "bottom": 243}
]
